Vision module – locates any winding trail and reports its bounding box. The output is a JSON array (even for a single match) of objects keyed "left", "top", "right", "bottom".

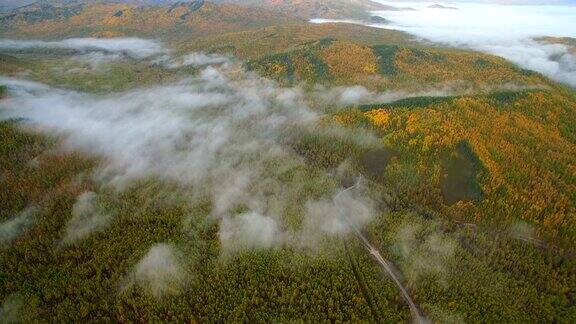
[{"left": 334, "top": 179, "right": 425, "bottom": 324}]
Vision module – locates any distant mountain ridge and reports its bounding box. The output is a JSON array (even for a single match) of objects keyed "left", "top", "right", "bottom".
[
  {"left": 0, "top": 0, "right": 196, "bottom": 10},
  {"left": 0, "top": 0, "right": 85, "bottom": 26},
  {"left": 208, "top": 0, "right": 391, "bottom": 18},
  {"left": 0, "top": 0, "right": 391, "bottom": 19},
  {"left": 0, "top": 0, "right": 300, "bottom": 39},
  {"left": 0, "top": 0, "right": 396, "bottom": 38}
]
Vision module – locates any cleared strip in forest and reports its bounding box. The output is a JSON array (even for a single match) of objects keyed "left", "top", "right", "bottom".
[
  {"left": 335, "top": 180, "right": 425, "bottom": 324},
  {"left": 343, "top": 238, "right": 382, "bottom": 323}
]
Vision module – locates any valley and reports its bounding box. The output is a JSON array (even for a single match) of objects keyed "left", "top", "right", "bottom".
[{"left": 0, "top": 0, "right": 575, "bottom": 323}]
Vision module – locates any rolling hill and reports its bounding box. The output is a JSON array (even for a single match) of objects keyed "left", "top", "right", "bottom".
[
  {"left": 237, "top": 34, "right": 576, "bottom": 250},
  {"left": 245, "top": 38, "right": 546, "bottom": 90},
  {"left": 209, "top": 0, "right": 392, "bottom": 19},
  {"left": 180, "top": 23, "right": 412, "bottom": 59}
]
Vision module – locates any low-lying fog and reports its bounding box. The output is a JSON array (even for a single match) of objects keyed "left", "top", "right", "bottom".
[
  {"left": 0, "top": 38, "right": 166, "bottom": 58},
  {"left": 315, "top": 1, "right": 576, "bottom": 87},
  {"left": 0, "top": 37, "right": 463, "bottom": 307},
  {"left": 0, "top": 37, "right": 544, "bottom": 252},
  {"left": 0, "top": 40, "right": 387, "bottom": 251}
]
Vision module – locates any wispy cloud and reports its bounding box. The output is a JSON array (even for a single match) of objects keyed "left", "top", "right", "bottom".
[
  {"left": 1, "top": 46, "right": 495, "bottom": 253},
  {"left": 0, "top": 63, "right": 351, "bottom": 251},
  {"left": 0, "top": 38, "right": 166, "bottom": 59},
  {"left": 122, "top": 243, "right": 189, "bottom": 298},
  {"left": 61, "top": 192, "right": 112, "bottom": 244},
  {"left": 177, "top": 53, "right": 231, "bottom": 67},
  {"left": 219, "top": 211, "right": 281, "bottom": 250},
  {"left": 0, "top": 208, "right": 36, "bottom": 245}
]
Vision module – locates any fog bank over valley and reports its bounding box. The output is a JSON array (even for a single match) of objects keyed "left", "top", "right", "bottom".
[
  {"left": 0, "top": 49, "right": 387, "bottom": 251},
  {"left": 315, "top": 1, "right": 576, "bottom": 86}
]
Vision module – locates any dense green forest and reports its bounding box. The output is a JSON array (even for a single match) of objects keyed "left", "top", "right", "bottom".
[{"left": 1, "top": 111, "right": 574, "bottom": 322}]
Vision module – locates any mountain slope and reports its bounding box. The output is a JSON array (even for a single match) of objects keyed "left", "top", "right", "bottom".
[
  {"left": 0, "top": 1, "right": 300, "bottom": 38},
  {"left": 182, "top": 23, "right": 411, "bottom": 59},
  {"left": 246, "top": 38, "right": 546, "bottom": 90},
  {"left": 239, "top": 36, "right": 576, "bottom": 249},
  {"left": 209, "top": 0, "right": 391, "bottom": 19}
]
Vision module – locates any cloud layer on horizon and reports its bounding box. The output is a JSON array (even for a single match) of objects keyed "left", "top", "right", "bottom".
[
  {"left": 315, "top": 1, "right": 576, "bottom": 87},
  {"left": 373, "top": 1, "right": 576, "bottom": 86}
]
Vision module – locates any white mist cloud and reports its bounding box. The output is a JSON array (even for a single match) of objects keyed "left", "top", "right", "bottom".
[
  {"left": 371, "top": 1, "right": 576, "bottom": 86},
  {"left": 392, "top": 217, "right": 457, "bottom": 284},
  {"left": 391, "top": 1, "right": 575, "bottom": 4},
  {"left": 0, "top": 60, "right": 401, "bottom": 252},
  {"left": 313, "top": 82, "right": 516, "bottom": 107},
  {"left": 298, "top": 183, "right": 376, "bottom": 247},
  {"left": 72, "top": 52, "right": 125, "bottom": 69},
  {"left": 0, "top": 208, "right": 36, "bottom": 245},
  {"left": 61, "top": 192, "right": 112, "bottom": 244},
  {"left": 510, "top": 220, "right": 535, "bottom": 241},
  {"left": 323, "top": 85, "right": 372, "bottom": 105},
  {"left": 315, "top": 84, "right": 460, "bottom": 106},
  {"left": 179, "top": 53, "right": 231, "bottom": 67},
  {"left": 0, "top": 293, "right": 36, "bottom": 323},
  {"left": 124, "top": 243, "right": 188, "bottom": 298},
  {"left": 1, "top": 64, "right": 322, "bottom": 251},
  {"left": 158, "top": 52, "right": 232, "bottom": 69},
  {"left": 0, "top": 67, "right": 315, "bottom": 190},
  {"left": 219, "top": 211, "right": 281, "bottom": 250},
  {"left": 0, "top": 38, "right": 166, "bottom": 59}
]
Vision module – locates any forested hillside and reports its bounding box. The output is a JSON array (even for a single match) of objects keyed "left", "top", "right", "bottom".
[
  {"left": 335, "top": 89, "right": 576, "bottom": 249},
  {"left": 181, "top": 23, "right": 411, "bottom": 60},
  {"left": 246, "top": 39, "right": 545, "bottom": 90},
  {"left": 0, "top": 1, "right": 299, "bottom": 38},
  {"left": 238, "top": 34, "right": 576, "bottom": 250},
  {"left": 209, "top": 0, "right": 390, "bottom": 19}
]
